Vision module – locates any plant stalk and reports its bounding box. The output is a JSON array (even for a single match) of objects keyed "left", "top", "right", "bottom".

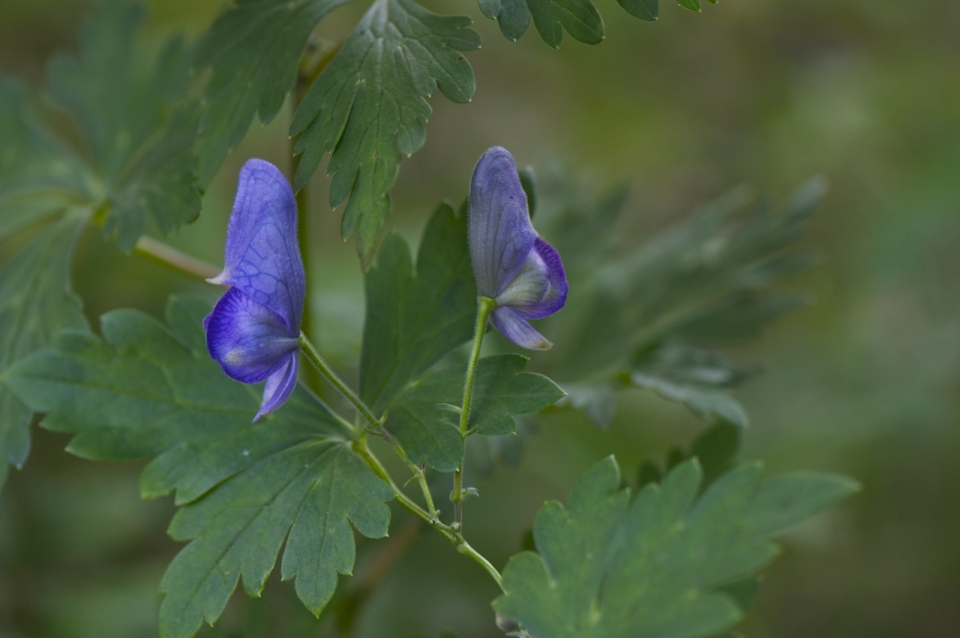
[
  {"left": 452, "top": 296, "right": 496, "bottom": 528},
  {"left": 134, "top": 236, "right": 220, "bottom": 280},
  {"left": 299, "top": 333, "right": 440, "bottom": 519}
]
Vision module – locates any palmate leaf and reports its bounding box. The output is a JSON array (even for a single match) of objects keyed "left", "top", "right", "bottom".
[
  {"left": 0, "top": 81, "right": 89, "bottom": 238},
  {"left": 359, "top": 202, "right": 476, "bottom": 414},
  {"left": 0, "top": 0, "right": 202, "bottom": 488},
  {"left": 546, "top": 177, "right": 826, "bottom": 428},
  {"left": 46, "top": 0, "right": 201, "bottom": 250},
  {"left": 493, "top": 456, "right": 858, "bottom": 638},
  {"left": 0, "top": 215, "right": 88, "bottom": 489},
  {"left": 291, "top": 0, "right": 480, "bottom": 267},
  {"left": 193, "top": 0, "right": 354, "bottom": 185},
  {"left": 384, "top": 354, "right": 565, "bottom": 471},
  {"left": 4, "top": 297, "right": 394, "bottom": 638}
]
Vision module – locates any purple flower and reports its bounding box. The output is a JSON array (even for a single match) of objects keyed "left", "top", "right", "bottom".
[
  {"left": 205, "top": 159, "right": 305, "bottom": 420},
  {"left": 468, "top": 147, "right": 567, "bottom": 350}
]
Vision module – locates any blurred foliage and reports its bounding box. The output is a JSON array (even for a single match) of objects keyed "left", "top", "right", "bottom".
[{"left": 2, "top": 0, "right": 959, "bottom": 637}]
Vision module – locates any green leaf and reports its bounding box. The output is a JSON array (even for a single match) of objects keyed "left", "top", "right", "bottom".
[
  {"left": 617, "top": 0, "right": 658, "bottom": 21},
  {"left": 676, "top": 0, "right": 701, "bottom": 11},
  {"left": 385, "top": 355, "right": 565, "bottom": 471},
  {"left": 494, "top": 456, "right": 858, "bottom": 638},
  {"left": 359, "top": 203, "right": 476, "bottom": 415},
  {"left": 480, "top": 0, "right": 603, "bottom": 46},
  {"left": 548, "top": 178, "right": 826, "bottom": 428},
  {"left": 641, "top": 420, "right": 741, "bottom": 493},
  {"left": 5, "top": 297, "right": 394, "bottom": 637},
  {"left": 0, "top": 2, "right": 205, "bottom": 488},
  {"left": 688, "top": 420, "right": 740, "bottom": 487},
  {"left": 0, "top": 214, "right": 88, "bottom": 489},
  {"left": 0, "top": 81, "right": 89, "bottom": 238},
  {"left": 46, "top": 1, "right": 201, "bottom": 250},
  {"left": 290, "top": 0, "right": 480, "bottom": 267},
  {"left": 193, "top": 0, "right": 353, "bottom": 185},
  {"left": 630, "top": 374, "right": 747, "bottom": 427}
]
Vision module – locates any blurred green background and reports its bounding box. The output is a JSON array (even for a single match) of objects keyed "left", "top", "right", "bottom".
[{"left": 1, "top": 0, "right": 958, "bottom": 636}]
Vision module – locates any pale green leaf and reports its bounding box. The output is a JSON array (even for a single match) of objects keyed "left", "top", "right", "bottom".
[
  {"left": 0, "top": 80, "right": 89, "bottom": 238},
  {"left": 46, "top": 1, "right": 201, "bottom": 249}
]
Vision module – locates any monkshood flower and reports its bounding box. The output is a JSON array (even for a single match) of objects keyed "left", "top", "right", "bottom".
[
  {"left": 204, "top": 159, "right": 305, "bottom": 421},
  {"left": 468, "top": 147, "right": 567, "bottom": 350}
]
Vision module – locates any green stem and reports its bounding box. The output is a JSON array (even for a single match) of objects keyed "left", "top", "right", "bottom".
[
  {"left": 133, "top": 236, "right": 220, "bottom": 280},
  {"left": 300, "top": 333, "right": 440, "bottom": 520},
  {"left": 299, "top": 333, "right": 380, "bottom": 430},
  {"left": 452, "top": 296, "right": 496, "bottom": 527},
  {"left": 352, "top": 435, "right": 502, "bottom": 589}
]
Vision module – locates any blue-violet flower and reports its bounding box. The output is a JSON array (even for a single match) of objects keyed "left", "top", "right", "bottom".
[
  {"left": 205, "top": 159, "right": 305, "bottom": 420},
  {"left": 468, "top": 147, "right": 567, "bottom": 350}
]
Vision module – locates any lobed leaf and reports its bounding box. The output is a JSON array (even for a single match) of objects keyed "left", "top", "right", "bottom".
[
  {"left": 5, "top": 297, "right": 394, "bottom": 637},
  {"left": 0, "top": 215, "right": 88, "bottom": 488},
  {"left": 291, "top": 0, "right": 480, "bottom": 267},
  {"left": 616, "top": 0, "right": 658, "bottom": 21},
  {"left": 359, "top": 202, "right": 476, "bottom": 414},
  {"left": 494, "top": 456, "right": 858, "bottom": 637},
  {"left": 46, "top": 0, "right": 201, "bottom": 249},
  {"left": 0, "top": 0, "right": 203, "bottom": 488},
  {"left": 480, "top": 0, "right": 603, "bottom": 46},
  {"left": 544, "top": 175, "right": 826, "bottom": 428},
  {"left": 193, "top": 0, "right": 354, "bottom": 185},
  {"left": 0, "top": 81, "right": 89, "bottom": 238},
  {"left": 384, "top": 354, "right": 565, "bottom": 471}
]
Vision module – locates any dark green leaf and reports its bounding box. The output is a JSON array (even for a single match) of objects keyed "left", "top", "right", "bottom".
[
  {"left": 494, "top": 457, "right": 858, "bottom": 638},
  {"left": 617, "top": 0, "right": 658, "bottom": 21},
  {"left": 290, "top": 0, "right": 480, "bottom": 266},
  {"left": 637, "top": 421, "right": 740, "bottom": 495},
  {"left": 525, "top": 0, "right": 604, "bottom": 48},
  {"left": 5, "top": 297, "right": 394, "bottom": 637},
  {"left": 46, "top": 1, "right": 201, "bottom": 250},
  {"left": 359, "top": 203, "right": 476, "bottom": 414},
  {"left": 480, "top": 0, "right": 602, "bottom": 46},
  {"left": 689, "top": 420, "right": 741, "bottom": 487},
  {"left": 0, "top": 214, "right": 88, "bottom": 489},
  {"left": 193, "top": 0, "right": 353, "bottom": 185},
  {"left": 384, "top": 354, "right": 564, "bottom": 471},
  {"left": 715, "top": 577, "right": 760, "bottom": 614},
  {"left": 676, "top": 0, "right": 701, "bottom": 11}
]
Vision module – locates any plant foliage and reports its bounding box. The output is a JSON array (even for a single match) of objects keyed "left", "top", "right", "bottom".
[
  {"left": 494, "top": 456, "right": 857, "bottom": 637},
  {"left": 0, "top": 1, "right": 200, "bottom": 486},
  {"left": 4, "top": 297, "right": 393, "bottom": 638}
]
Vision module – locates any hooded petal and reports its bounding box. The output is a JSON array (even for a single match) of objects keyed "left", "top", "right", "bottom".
[
  {"left": 468, "top": 147, "right": 537, "bottom": 298},
  {"left": 510, "top": 237, "right": 567, "bottom": 319},
  {"left": 255, "top": 353, "right": 299, "bottom": 421},
  {"left": 208, "top": 159, "right": 304, "bottom": 333},
  {"left": 206, "top": 287, "right": 300, "bottom": 383},
  {"left": 490, "top": 306, "right": 553, "bottom": 350}
]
